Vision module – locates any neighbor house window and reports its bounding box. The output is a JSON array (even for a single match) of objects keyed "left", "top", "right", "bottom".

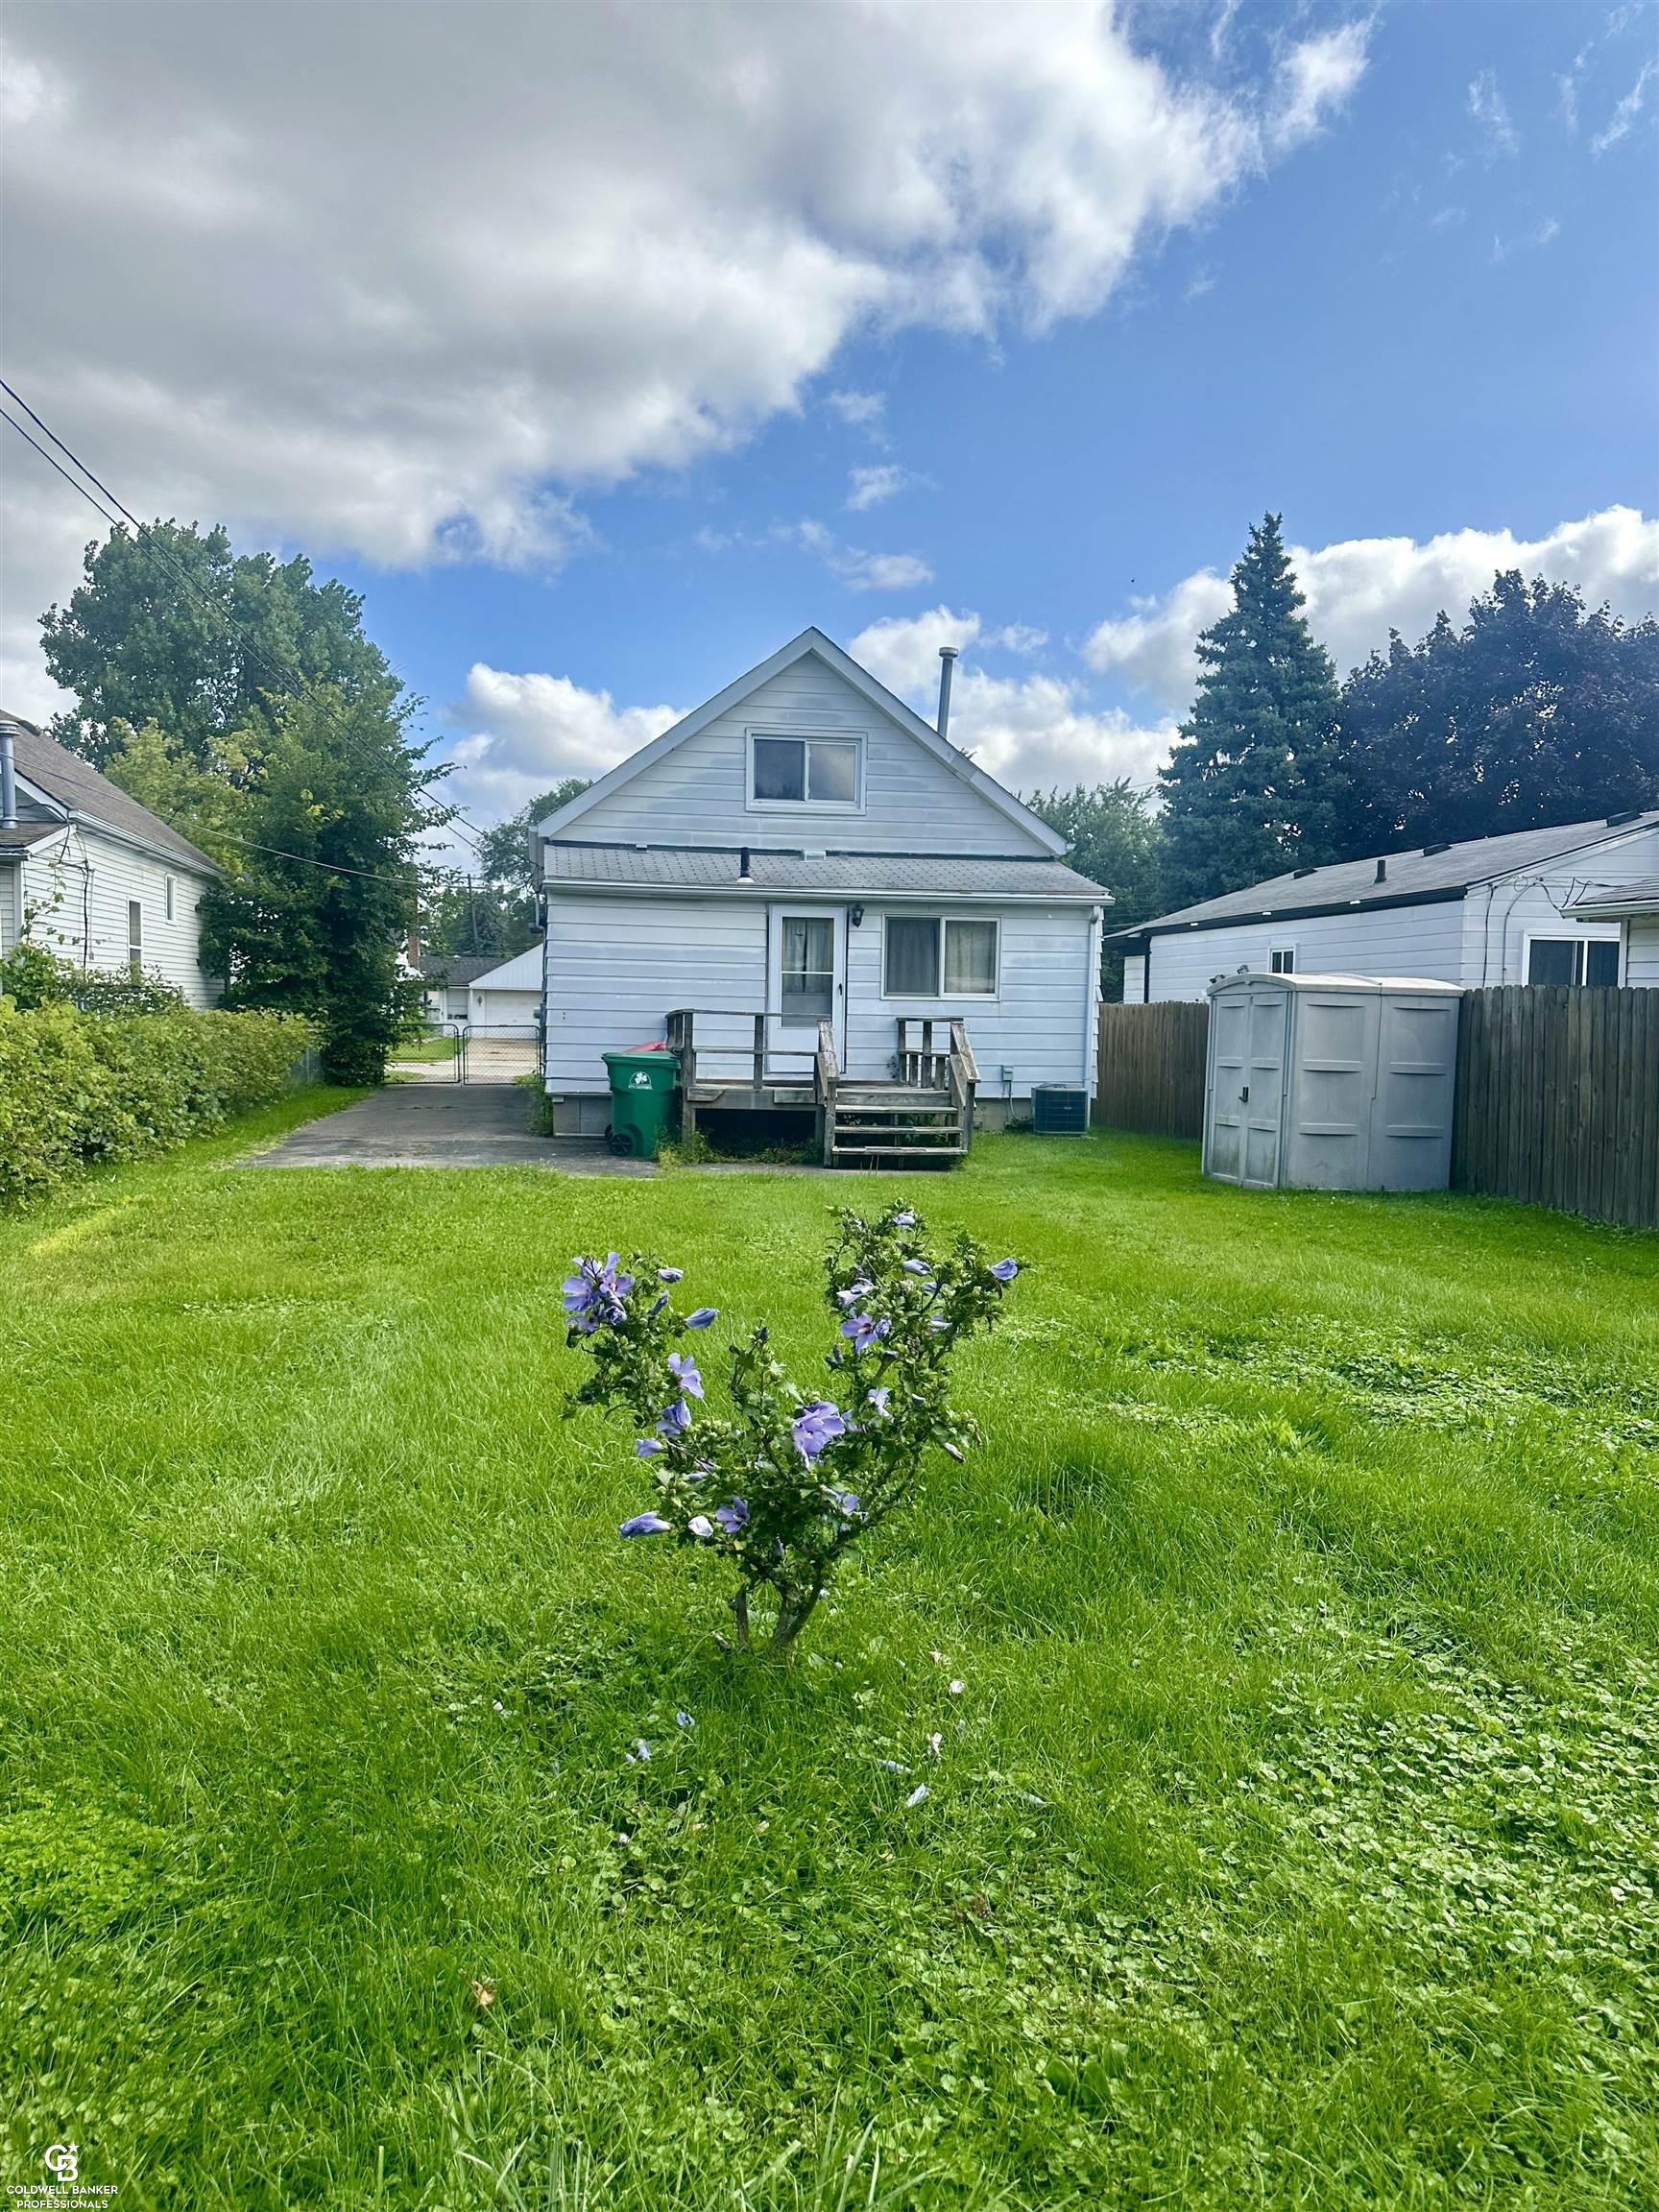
[
  {"left": 750, "top": 734, "right": 860, "bottom": 806},
  {"left": 882, "top": 916, "right": 998, "bottom": 997},
  {"left": 1527, "top": 937, "right": 1619, "bottom": 987},
  {"left": 128, "top": 899, "right": 143, "bottom": 976},
  {"left": 1269, "top": 945, "right": 1296, "bottom": 974},
  {"left": 164, "top": 875, "right": 175, "bottom": 922},
  {"left": 781, "top": 915, "right": 835, "bottom": 1022}
]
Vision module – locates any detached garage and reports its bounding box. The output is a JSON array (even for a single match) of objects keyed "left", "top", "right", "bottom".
[{"left": 1203, "top": 972, "right": 1463, "bottom": 1193}]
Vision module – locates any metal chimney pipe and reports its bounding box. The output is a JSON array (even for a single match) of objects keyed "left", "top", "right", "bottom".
[
  {"left": 936, "top": 646, "right": 958, "bottom": 742},
  {"left": 1375, "top": 856, "right": 1387, "bottom": 884},
  {"left": 0, "top": 721, "right": 15, "bottom": 830},
  {"left": 737, "top": 846, "right": 752, "bottom": 881}
]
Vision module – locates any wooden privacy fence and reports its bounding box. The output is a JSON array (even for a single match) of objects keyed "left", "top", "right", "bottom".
[
  {"left": 1453, "top": 985, "right": 1659, "bottom": 1231},
  {"left": 1094, "top": 1000, "right": 1210, "bottom": 1140}
]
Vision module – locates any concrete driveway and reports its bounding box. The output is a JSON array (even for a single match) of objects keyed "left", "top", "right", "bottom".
[{"left": 242, "top": 1086, "right": 657, "bottom": 1173}]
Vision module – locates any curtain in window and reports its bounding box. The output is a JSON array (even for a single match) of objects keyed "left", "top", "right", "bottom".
[
  {"left": 884, "top": 917, "right": 939, "bottom": 995},
  {"left": 781, "top": 916, "right": 834, "bottom": 1020},
  {"left": 944, "top": 919, "right": 998, "bottom": 994}
]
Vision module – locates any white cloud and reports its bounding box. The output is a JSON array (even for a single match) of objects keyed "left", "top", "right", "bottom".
[
  {"left": 1593, "top": 60, "right": 1656, "bottom": 154},
  {"left": 1083, "top": 506, "right": 1659, "bottom": 707},
  {"left": 827, "top": 389, "right": 887, "bottom": 430},
  {"left": 443, "top": 665, "right": 681, "bottom": 824},
  {"left": 851, "top": 607, "right": 1172, "bottom": 789},
  {"left": 1492, "top": 214, "right": 1561, "bottom": 264},
  {"left": 1468, "top": 68, "right": 1520, "bottom": 157},
  {"left": 790, "top": 520, "right": 931, "bottom": 591},
  {"left": 0, "top": 5, "right": 1371, "bottom": 703},
  {"left": 846, "top": 464, "right": 914, "bottom": 511}
]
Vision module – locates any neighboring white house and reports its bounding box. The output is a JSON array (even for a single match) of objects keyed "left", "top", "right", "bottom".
[
  {"left": 1111, "top": 810, "right": 1659, "bottom": 1002},
  {"left": 532, "top": 627, "right": 1108, "bottom": 1142},
  {"left": 0, "top": 709, "right": 222, "bottom": 1004},
  {"left": 466, "top": 941, "right": 542, "bottom": 1029},
  {"left": 417, "top": 950, "right": 505, "bottom": 1025},
  {"left": 1564, "top": 878, "right": 1659, "bottom": 988}
]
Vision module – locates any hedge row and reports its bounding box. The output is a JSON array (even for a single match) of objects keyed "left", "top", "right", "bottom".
[{"left": 0, "top": 1003, "right": 315, "bottom": 1206}]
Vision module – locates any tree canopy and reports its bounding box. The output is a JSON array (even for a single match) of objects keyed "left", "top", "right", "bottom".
[
  {"left": 473, "top": 780, "right": 590, "bottom": 892},
  {"left": 42, "top": 521, "right": 397, "bottom": 768},
  {"left": 1334, "top": 573, "right": 1659, "bottom": 853},
  {"left": 1157, "top": 514, "right": 1348, "bottom": 907},
  {"left": 1025, "top": 780, "right": 1164, "bottom": 995}
]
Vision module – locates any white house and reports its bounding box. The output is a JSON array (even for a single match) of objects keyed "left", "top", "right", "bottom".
[
  {"left": 1564, "top": 878, "right": 1659, "bottom": 988},
  {"left": 532, "top": 628, "right": 1108, "bottom": 1158},
  {"left": 1111, "top": 810, "right": 1659, "bottom": 1002},
  {"left": 417, "top": 950, "right": 508, "bottom": 1025},
  {"left": 0, "top": 709, "right": 222, "bottom": 1003},
  {"left": 465, "top": 942, "right": 542, "bottom": 1029}
]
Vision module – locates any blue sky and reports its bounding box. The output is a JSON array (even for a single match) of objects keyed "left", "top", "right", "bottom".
[{"left": 2, "top": 2, "right": 1655, "bottom": 854}]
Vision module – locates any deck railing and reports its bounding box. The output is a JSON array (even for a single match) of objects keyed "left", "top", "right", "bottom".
[{"left": 665, "top": 1008, "right": 820, "bottom": 1096}]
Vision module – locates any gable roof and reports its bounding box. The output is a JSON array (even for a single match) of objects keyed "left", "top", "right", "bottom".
[
  {"left": 532, "top": 628, "right": 1069, "bottom": 857},
  {"left": 1, "top": 710, "right": 221, "bottom": 875},
  {"left": 418, "top": 951, "right": 508, "bottom": 987},
  {"left": 544, "top": 845, "right": 1107, "bottom": 901},
  {"left": 1107, "top": 810, "right": 1659, "bottom": 943},
  {"left": 468, "top": 942, "right": 544, "bottom": 990}
]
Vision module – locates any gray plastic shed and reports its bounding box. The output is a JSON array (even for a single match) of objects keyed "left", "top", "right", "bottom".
[{"left": 1203, "top": 972, "right": 1464, "bottom": 1193}]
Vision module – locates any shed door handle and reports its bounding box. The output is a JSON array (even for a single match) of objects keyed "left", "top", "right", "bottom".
[{"left": 1240, "top": 1084, "right": 1249, "bottom": 1103}]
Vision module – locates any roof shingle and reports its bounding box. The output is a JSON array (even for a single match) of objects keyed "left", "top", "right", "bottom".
[
  {"left": 543, "top": 845, "right": 1109, "bottom": 899},
  {"left": 1, "top": 711, "right": 221, "bottom": 874}
]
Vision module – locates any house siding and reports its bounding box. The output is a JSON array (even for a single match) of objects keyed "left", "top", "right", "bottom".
[
  {"left": 14, "top": 828, "right": 218, "bottom": 1004},
  {"left": 567, "top": 657, "right": 1052, "bottom": 857},
  {"left": 1145, "top": 900, "right": 1468, "bottom": 1000},
  {"left": 844, "top": 902, "right": 1095, "bottom": 1096},
  {"left": 1624, "top": 917, "right": 1659, "bottom": 987}
]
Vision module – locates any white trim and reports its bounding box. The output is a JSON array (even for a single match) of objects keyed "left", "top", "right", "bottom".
[
  {"left": 543, "top": 878, "right": 1098, "bottom": 906},
  {"left": 532, "top": 628, "right": 1069, "bottom": 856},
  {"left": 1268, "top": 940, "right": 1297, "bottom": 975},
  {"left": 879, "top": 911, "right": 1000, "bottom": 1000},
  {"left": 744, "top": 728, "right": 866, "bottom": 815}
]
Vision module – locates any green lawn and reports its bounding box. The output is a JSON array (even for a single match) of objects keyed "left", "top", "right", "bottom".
[
  {"left": 391, "top": 1030, "right": 463, "bottom": 1065},
  {"left": 2, "top": 1095, "right": 1656, "bottom": 2210}
]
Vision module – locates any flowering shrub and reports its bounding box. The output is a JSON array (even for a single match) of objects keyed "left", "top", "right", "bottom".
[{"left": 564, "top": 1206, "right": 1020, "bottom": 1654}]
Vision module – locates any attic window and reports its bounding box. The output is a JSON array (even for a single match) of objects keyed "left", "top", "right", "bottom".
[{"left": 750, "top": 734, "right": 860, "bottom": 809}]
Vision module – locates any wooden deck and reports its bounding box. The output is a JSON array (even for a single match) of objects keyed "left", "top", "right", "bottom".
[{"left": 665, "top": 1010, "right": 978, "bottom": 1166}]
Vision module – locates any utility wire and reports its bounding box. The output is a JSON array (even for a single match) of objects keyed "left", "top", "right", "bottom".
[{"left": 0, "top": 376, "right": 499, "bottom": 888}]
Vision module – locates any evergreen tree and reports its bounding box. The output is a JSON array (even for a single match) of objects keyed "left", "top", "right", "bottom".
[
  {"left": 1335, "top": 573, "right": 1659, "bottom": 852},
  {"left": 1158, "top": 515, "right": 1347, "bottom": 905}
]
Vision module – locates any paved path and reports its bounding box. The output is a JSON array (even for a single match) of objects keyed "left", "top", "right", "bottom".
[{"left": 241, "top": 1086, "right": 657, "bottom": 1173}]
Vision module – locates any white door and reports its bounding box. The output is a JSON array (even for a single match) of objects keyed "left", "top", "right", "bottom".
[
  {"left": 771, "top": 906, "right": 845, "bottom": 1070},
  {"left": 1207, "top": 985, "right": 1289, "bottom": 1188}
]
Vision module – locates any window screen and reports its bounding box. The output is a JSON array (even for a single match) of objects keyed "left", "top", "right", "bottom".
[
  {"left": 884, "top": 917, "right": 939, "bottom": 995},
  {"left": 806, "top": 740, "right": 857, "bottom": 804},
  {"left": 943, "top": 918, "right": 998, "bottom": 994},
  {"left": 1585, "top": 940, "right": 1620, "bottom": 988},
  {"left": 164, "top": 875, "right": 175, "bottom": 922},
  {"left": 781, "top": 916, "right": 835, "bottom": 1021},
  {"left": 127, "top": 899, "right": 143, "bottom": 976}
]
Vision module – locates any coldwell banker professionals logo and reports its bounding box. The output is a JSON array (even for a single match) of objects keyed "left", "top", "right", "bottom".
[{"left": 5, "top": 2139, "right": 118, "bottom": 2201}]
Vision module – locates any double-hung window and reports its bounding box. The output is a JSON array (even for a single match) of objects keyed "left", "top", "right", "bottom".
[
  {"left": 882, "top": 916, "right": 998, "bottom": 998},
  {"left": 128, "top": 899, "right": 143, "bottom": 977},
  {"left": 750, "top": 734, "right": 860, "bottom": 808},
  {"left": 1526, "top": 936, "right": 1620, "bottom": 987}
]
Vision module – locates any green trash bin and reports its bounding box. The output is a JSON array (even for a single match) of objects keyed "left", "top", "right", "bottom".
[{"left": 602, "top": 1048, "right": 680, "bottom": 1159}]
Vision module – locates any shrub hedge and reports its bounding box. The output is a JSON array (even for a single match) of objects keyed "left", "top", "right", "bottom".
[{"left": 0, "top": 1003, "right": 314, "bottom": 1206}]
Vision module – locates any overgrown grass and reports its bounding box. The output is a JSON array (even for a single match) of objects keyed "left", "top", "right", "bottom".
[{"left": 1, "top": 1101, "right": 1655, "bottom": 2208}]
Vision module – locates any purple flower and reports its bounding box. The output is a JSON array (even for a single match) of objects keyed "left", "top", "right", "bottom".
[
  {"left": 839, "top": 1312, "right": 891, "bottom": 1355},
  {"left": 658, "top": 1266, "right": 684, "bottom": 1282},
  {"left": 827, "top": 1486, "right": 861, "bottom": 1521},
  {"left": 667, "top": 1351, "right": 704, "bottom": 1400},
  {"left": 714, "top": 1497, "right": 750, "bottom": 1535},
  {"left": 927, "top": 1314, "right": 950, "bottom": 1333},
  {"left": 901, "top": 1258, "right": 932, "bottom": 1278},
  {"left": 893, "top": 1210, "right": 917, "bottom": 1227},
  {"left": 627, "top": 1738, "right": 651, "bottom": 1764},
  {"left": 619, "top": 1511, "right": 670, "bottom": 1538},
  {"left": 793, "top": 1400, "right": 848, "bottom": 1459},
  {"left": 659, "top": 1397, "right": 693, "bottom": 1435},
  {"left": 635, "top": 1437, "right": 663, "bottom": 1458},
  {"left": 685, "top": 1308, "right": 719, "bottom": 1330},
  {"left": 866, "top": 1386, "right": 891, "bottom": 1415},
  {"left": 686, "top": 1513, "right": 715, "bottom": 1541},
  {"left": 563, "top": 1252, "right": 635, "bottom": 1332},
  {"left": 990, "top": 1258, "right": 1019, "bottom": 1282}
]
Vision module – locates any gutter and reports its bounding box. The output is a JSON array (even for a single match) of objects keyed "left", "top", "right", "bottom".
[
  {"left": 1107, "top": 882, "right": 1469, "bottom": 949},
  {"left": 542, "top": 878, "right": 1107, "bottom": 906}
]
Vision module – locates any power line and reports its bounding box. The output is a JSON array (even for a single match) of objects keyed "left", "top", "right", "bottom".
[{"left": 0, "top": 376, "right": 494, "bottom": 895}]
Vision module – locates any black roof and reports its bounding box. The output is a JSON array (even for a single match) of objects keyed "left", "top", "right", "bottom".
[
  {"left": 1107, "top": 811, "right": 1659, "bottom": 942},
  {"left": 418, "top": 951, "right": 526, "bottom": 985}
]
